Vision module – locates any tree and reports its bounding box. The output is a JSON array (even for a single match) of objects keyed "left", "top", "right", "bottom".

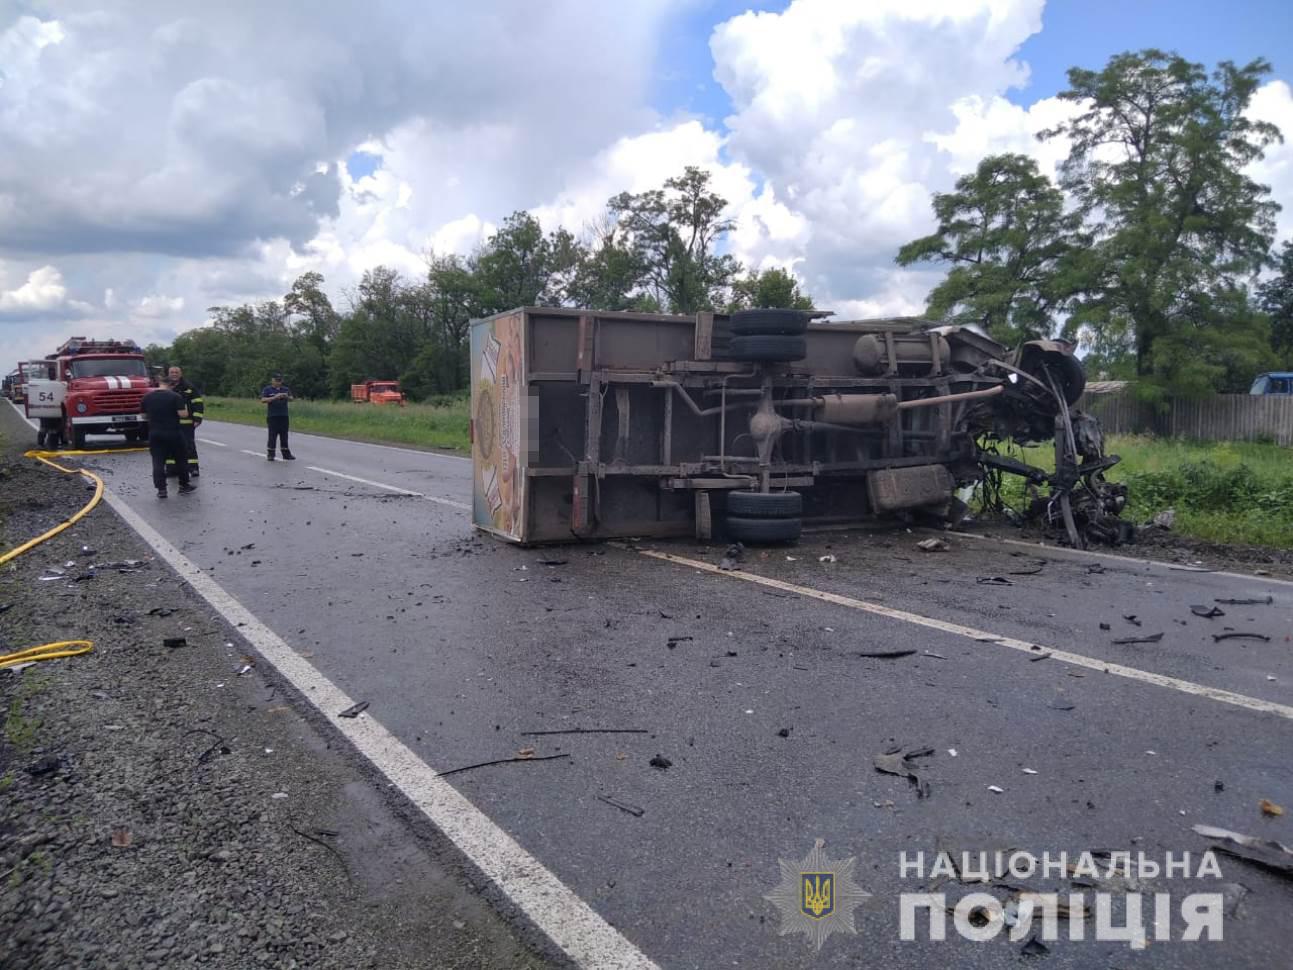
[
  {"left": 285, "top": 271, "right": 340, "bottom": 355},
  {"left": 896, "top": 154, "right": 1085, "bottom": 345},
  {"left": 474, "top": 212, "right": 581, "bottom": 312},
  {"left": 609, "top": 166, "right": 741, "bottom": 313},
  {"left": 1258, "top": 239, "right": 1293, "bottom": 363},
  {"left": 1041, "top": 50, "right": 1283, "bottom": 393},
  {"left": 728, "top": 267, "right": 814, "bottom": 312}
]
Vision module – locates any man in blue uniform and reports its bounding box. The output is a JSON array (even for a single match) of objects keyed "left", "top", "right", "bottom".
[{"left": 261, "top": 373, "right": 296, "bottom": 461}]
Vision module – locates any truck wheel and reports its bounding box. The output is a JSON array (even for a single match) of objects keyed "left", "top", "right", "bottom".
[
  {"left": 65, "top": 421, "right": 86, "bottom": 450},
  {"left": 726, "top": 490, "right": 802, "bottom": 518},
  {"left": 728, "top": 335, "right": 807, "bottom": 362},
  {"left": 726, "top": 515, "right": 802, "bottom": 543},
  {"left": 36, "top": 430, "right": 47, "bottom": 448},
  {"left": 730, "top": 309, "right": 811, "bottom": 336}
]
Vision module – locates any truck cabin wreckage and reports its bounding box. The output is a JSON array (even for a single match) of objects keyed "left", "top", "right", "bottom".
[{"left": 470, "top": 307, "right": 1130, "bottom": 549}]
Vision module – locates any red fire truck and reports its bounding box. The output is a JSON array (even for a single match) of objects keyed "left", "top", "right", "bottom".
[{"left": 25, "top": 338, "right": 153, "bottom": 449}]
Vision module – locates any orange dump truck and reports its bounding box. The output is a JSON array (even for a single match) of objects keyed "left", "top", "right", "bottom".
[{"left": 350, "top": 380, "right": 406, "bottom": 405}]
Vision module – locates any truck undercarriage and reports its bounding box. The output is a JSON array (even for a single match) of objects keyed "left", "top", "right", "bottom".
[{"left": 470, "top": 308, "right": 1129, "bottom": 548}]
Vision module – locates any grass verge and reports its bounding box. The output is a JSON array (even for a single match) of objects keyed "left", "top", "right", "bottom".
[
  {"left": 205, "top": 396, "right": 470, "bottom": 452},
  {"left": 996, "top": 434, "right": 1293, "bottom": 549}
]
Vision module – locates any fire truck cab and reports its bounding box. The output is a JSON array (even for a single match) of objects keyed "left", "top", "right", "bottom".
[{"left": 26, "top": 338, "right": 153, "bottom": 450}]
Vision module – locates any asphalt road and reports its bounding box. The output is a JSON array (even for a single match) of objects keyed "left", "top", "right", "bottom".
[{"left": 17, "top": 411, "right": 1293, "bottom": 969}]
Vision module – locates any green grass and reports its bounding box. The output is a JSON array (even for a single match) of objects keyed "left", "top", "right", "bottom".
[
  {"left": 995, "top": 434, "right": 1293, "bottom": 549},
  {"left": 205, "top": 396, "right": 471, "bottom": 452}
]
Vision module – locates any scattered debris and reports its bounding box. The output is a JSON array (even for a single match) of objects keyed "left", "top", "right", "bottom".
[
  {"left": 1212, "top": 632, "right": 1271, "bottom": 643},
  {"left": 1190, "top": 605, "right": 1225, "bottom": 619},
  {"left": 947, "top": 748, "right": 957, "bottom": 757},
  {"left": 1047, "top": 698, "right": 1076, "bottom": 711},
  {"left": 337, "top": 701, "right": 370, "bottom": 718},
  {"left": 597, "top": 795, "right": 645, "bottom": 817},
  {"left": 987, "top": 785, "right": 1005, "bottom": 793},
  {"left": 1019, "top": 934, "right": 1050, "bottom": 957},
  {"left": 777, "top": 728, "right": 791, "bottom": 738},
  {"left": 1022, "top": 768, "right": 1038, "bottom": 775},
  {"left": 1193, "top": 824, "right": 1293, "bottom": 877},
  {"left": 520, "top": 728, "right": 648, "bottom": 736},
  {"left": 24, "top": 755, "right": 63, "bottom": 777},
  {"left": 1152, "top": 508, "right": 1176, "bottom": 529},
  {"left": 516, "top": 747, "right": 536, "bottom": 759},
  {"left": 1086, "top": 564, "right": 1106, "bottom": 574},
  {"left": 1122, "top": 614, "right": 1141, "bottom": 626},
  {"left": 162, "top": 637, "right": 187, "bottom": 649},
  {"left": 111, "top": 829, "right": 133, "bottom": 848},
  {"left": 666, "top": 636, "right": 693, "bottom": 649},
  {"left": 1215, "top": 596, "right": 1273, "bottom": 606},
  {"left": 1007, "top": 560, "right": 1046, "bottom": 576},
  {"left": 923, "top": 651, "right": 947, "bottom": 660},
  {"left": 148, "top": 607, "right": 176, "bottom": 617},
  {"left": 1260, "top": 799, "right": 1286, "bottom": 817},
  {"left": 976, "top": 576, "right": 1014, "bottom": 586},
  {"left": 855, "top": 649, "right": 917, "bottom": 659},
  {"left": 536, "top": 558, "right": 568, "bottom": 566},
  {"left": 916, "top": 538, "right": 948, "bottom": 552},
  {"left": 1215, "top": 781, "right": 1225, "bottom": 793},
  {"left": 649, "top": 755, "right": 673, "bottom": 770},
  {"left": 1112, "top": 632, "right": 1164, "bottom": 645},
  {"left": 1098, "top": 622, "right": 1111, "bottom": 631},
  {"left": 874, "top": 746, "right": 934, "bottom": 799},
  {"left": 439, "top": 753, "right": 571, "bottom": 777},
  {"left": 718, "top": 543, "right": 744, "bottom": 571}
]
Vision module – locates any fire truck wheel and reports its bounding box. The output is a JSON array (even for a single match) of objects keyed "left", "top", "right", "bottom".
[
  {"left": 729, "top": 309, "right": 811, "bottom": 336},
  {"left": 728, "top": 335, "right": 807, "bottom": 362},
  {"left": 35, "top": 430, "right": 47, "bottom": 448},
  {"left": 725, "top": 515, "right": 802, "bottom": 544},
  {"left": 726, "top": 490, "right": 802, "bottom": 518},
  {"left": 65, "top": 422, "right": 86, "bottom": 450}
]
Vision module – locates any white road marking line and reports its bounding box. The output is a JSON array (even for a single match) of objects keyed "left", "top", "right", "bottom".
[
  {"left": 239, "top": 449, "right": 265, "bottom": 458},
  {"left": 197, "top": 437, "right": 228, "bottom": 447},
  {"left": 640, "top": 549, "right": 1293, "bottom": 721},
  {"left": 308, "top": 465, "right": 470, "bottom": 511},
  {"left": 100, "top": 487, "right": 657, "bottom": 970},
  {"left": 941, "top": 529, "right": 1293, "bottom": 589}
]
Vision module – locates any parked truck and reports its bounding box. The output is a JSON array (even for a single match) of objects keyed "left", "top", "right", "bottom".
[
  {"left": 350, "top": 380, "right": 406, "bottom": 405},
  {"left": 470, "top": 307, "right": 1127, "bottom": 548},
  {"left": 25, "top": 337, "right": 153, "bottom": 449},
  {"left": 2, "top": 369, "right": 18, "bottom": 401}
]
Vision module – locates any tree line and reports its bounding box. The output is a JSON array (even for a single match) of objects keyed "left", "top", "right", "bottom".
[
  {"left": 153, "top": 49, "right": 1289, "bottom": 401},
  {"left": 151, "top": 169, "right": 811, "bottom": 401}
]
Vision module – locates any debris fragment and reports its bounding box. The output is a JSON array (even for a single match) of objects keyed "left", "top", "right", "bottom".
[
  {"left": 1190, "top": 605, "right": 1225, "bottom": 619},
  {"left": 923, "top": 650, "right": 947, "bottom": 660},
  {"left": 855, "top": 649, "right": 917, "bottom": 659},
  {"left": 947, "top": 748, "right": 957, "bottom": 757},
  {"left": 536, "top": 558, "right": 568, "bottom": 566},
  {"left": 521, "top": 728, "right": 648, "bottom": 736},
  {"left": 516, "top": 747, "right": 536, "bottom": 759},
  {"left": 1022, "top": 768, "right": 1038, "bottom": 775},
  {"left": 987, "top": 785, "right": 1004, "bottom": 793},
  {"left": 1112, "top": 633, "right": 1164, "bottom": 645},
  {"left": 818, "top": 554, "right": 837, "bottom": 563},
  {"left": 1098, "top": 622, "right": 1111, "bottom": 631},
  {"left": 111, "top": 829, "right": 132, "bottom": 848},
  {"left": 1019, "top": 934, "right": 1049, "bottom": 957},
  {"left": 162, "top": 637, "right": 187, "bottom": 649},
  {"left": 777, "top": 728, "right": 791, "bottom": 738},
  {"left": 976, "top": 576, "right": 1014, "bottom": 586},
  {"left": 1122, "top": 614, "right": 1141, "bottom": 626},
  {"left": 439, "top": 753, "right": 571, "bottom": 777},
  {"left": 148, "top": 607, "right": 176, "bottom": 617},
  {"left": 597, "top": 795, "right": 645, "bottom": 817},
  {"left": 1152, "top": 509, "right": 1176, "bottom": 529},
  {"left": 666, "top": 636, "right": 692, "bottom": 649},
  {"left": 916, "top": 538, "right": 948, "bottom": 552},
  {"left": 1212, "top": 632, "right": 1270, "bottom": 643},
  {"left": 1260, "top": 799, "right": 1286, "bottom": 817},
  {"left": 649, "top": 755, "right": 673, "bottom": 770},
  {"left": 1193, "top": 824, "right": 1293, "bottom": 877},
  {"left": 1007, "top": 561, "right": 1046, "bottom": 576},
  {"left": 873, "top": 746, "right": 934, "bottom": 799},
  {"left": 1215, "top": 596, "right": 1273, "bottom": 606},
  {"left": 338, "top": 701, "right": 370, "bottom": 718},
  {"left": 24, "top": 756, "right": 63, "bottom": 777},
  {"left": 718, "top": 543, "right": 744, "bottom": 571},
  {"left": 1086, "top": 564, "right": 1106, "bottom": 575}
]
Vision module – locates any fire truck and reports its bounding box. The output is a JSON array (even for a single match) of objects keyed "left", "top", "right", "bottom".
[
  {"left": 9, "top": 361, "right": 50, "bottom": 406},
  {"left": 25, "top": 338, "right": 153, "bottom": 449},
  {"left": 350, "top": 379, "right": 406, "bottom": 405}
]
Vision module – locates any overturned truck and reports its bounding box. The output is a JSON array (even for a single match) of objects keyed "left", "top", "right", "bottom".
[{"left": 470, "top": 307, "right": 1128, "bottom": 548}]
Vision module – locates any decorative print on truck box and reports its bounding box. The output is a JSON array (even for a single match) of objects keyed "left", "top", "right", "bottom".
[{"left": 471, "top": 312, "right": 526, "bottom": 541}]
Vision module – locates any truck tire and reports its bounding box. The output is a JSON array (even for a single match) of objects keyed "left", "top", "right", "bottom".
[
  {"left": 726, "top": 515, "right": 802, "bottom": 543},
  {"left": 726, "top": 490, "right": 802, "bottom": 518},
  {"left": 730, "top": 309, "right": 811, "bottom": 336},
  {"left": 728, "top": 335, "right": 807, "bottom": 362},
  {"left": 64, "top": 419, "right": 85, "bottom": 451}
]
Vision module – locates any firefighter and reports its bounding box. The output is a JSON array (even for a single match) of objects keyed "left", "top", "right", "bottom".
[{"left": 165, "top": 365, "right": 204, "bottom": 478}]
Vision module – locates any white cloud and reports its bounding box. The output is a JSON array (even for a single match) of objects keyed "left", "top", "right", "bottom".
[
  {"left": 133, "top": 294, "right": 185, "bottom": 318},
  {"left": 1248, "top": 80, "right": 1293, "bottom": 244},
  {"left": 0, "top": 265, "right": 71, "bottom": 313}
]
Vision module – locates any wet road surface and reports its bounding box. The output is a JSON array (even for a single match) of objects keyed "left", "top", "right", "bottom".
[{"left": 31, "top": 414, "right": 1293, "bottom": 968}]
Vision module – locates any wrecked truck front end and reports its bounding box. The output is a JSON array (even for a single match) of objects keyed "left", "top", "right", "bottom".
[{"left": 469, "top": 308, "right": 1127, "bottom": 548}]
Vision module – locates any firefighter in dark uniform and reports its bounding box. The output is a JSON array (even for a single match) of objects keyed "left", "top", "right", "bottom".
[{"left": 165, "top": 365, "right": 204, "bottom": 478}]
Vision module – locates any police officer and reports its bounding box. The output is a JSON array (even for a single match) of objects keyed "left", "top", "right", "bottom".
[{"left": 166, "top": 365, "right": 204, "bottom": 478}]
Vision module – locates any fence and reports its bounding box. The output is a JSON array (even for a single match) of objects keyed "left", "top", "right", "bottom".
[{"left": 1082, "top": 387, "right": 1293, "bottom": 446}]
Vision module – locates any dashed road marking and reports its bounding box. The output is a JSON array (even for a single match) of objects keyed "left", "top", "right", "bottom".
[
  {"left": 196, "top": 437, "right": 228, "bottom": 447},
  {"left": 640, "top": 549, "right": 1293, "bottom": 721},
  {"left": 308, "top": 465, "right": 470, "bottom": 511}
]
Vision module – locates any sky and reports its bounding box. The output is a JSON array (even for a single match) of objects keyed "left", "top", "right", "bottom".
[{"left": 1, "top": 0, "right": 1291, "bottom": 369}]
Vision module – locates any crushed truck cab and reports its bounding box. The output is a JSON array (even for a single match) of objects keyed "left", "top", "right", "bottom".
[{"left": 470, "top": 308, "right": 1127, "bottom": 548}]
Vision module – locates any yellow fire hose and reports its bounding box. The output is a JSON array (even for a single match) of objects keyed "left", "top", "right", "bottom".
[{"left": 0, "top": 447, "right": 137, "bottom": 669}]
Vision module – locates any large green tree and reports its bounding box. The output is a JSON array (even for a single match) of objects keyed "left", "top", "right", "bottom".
[
  {"left": 896, "top": 153, "right": 1085, "bottom": 345},
  {"left": 1041, "top": 50, "right": 1283, "bottom": 393},
  {"left": 727, "top": 266, "right": 814, "bottom": 312},
  {"left": 1258, "top": 239, "right": 1293, "bottom": 363},
  {"left": 609, "top": 166, "right": 741, "bottom": 313}
]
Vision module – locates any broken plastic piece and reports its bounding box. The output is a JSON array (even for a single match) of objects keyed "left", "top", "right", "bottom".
[
  {"left": 916, "top": 538, "right": 948, "bottom": 552},
  {"left": 338, "top": 701, "right": 370, "bottom": 718},
  {"left": 649, "top": 754, "right": 673, "bottom": 770},
  {"left": 1111, "top": 632, "right": 1164, "bottom": 645}
]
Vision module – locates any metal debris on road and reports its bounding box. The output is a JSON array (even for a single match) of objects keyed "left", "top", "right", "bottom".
[
  {"left": 987, "top": 785, "right": 1005, "bottom": 793},
  {"left": 597, "top": 795, "right": 645, "bottom": 817},
  {"left": 1111, "top": 632, "right": 1164, "bottom": 644},
  {"left": 649, "top": 755, "right": 673, "bottom": 770},
  {"left": 855, "top": 649, "right": 917, "bottom": 659},
  {"left": 536, "top": 559, "right": 568, "bottom": 566},
  {"left": 976, "top": 576, "right": 1014, "bottom": 586},
  {"left": 1122, "top": 614, "right": 1141, "bottom": 626},
  {"left": 163, "top": 637, "right": 187, "bottom": 649},
  {"left": 439, "top": 753, "right": 571, "bottom": 777},
  {"left": 777, "top": 728, "right": 791, "bottom": 738},
  {"left": 1190, "top": 605, "right": 1226, "bottom": 618},
  {"left": 874, "top": 746, "right": 934, "bottom": 799},
  {"left": 1216, "top": 596, "right": 1274, "bottom": 606},
  {"left": 818, "top": 554, "right": 837, "bottom": 563},
  {"left": 718, "top": 543, "right": 744, "bottom": 571},
  {"left": 1212, "top": 632, "right": 1271, "bottom": 642},
  {"left": 337, "top": 701, "right": 370, "bottom": 718},
  {"left": 916, "top": 538, "right": 948, "bottom": 552},
  {"left": 1193, "top": 824, "right": 1293, "bottom": 878},
  {"left": 666, "top": 636, "right": 693, "bottom": 649}
]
